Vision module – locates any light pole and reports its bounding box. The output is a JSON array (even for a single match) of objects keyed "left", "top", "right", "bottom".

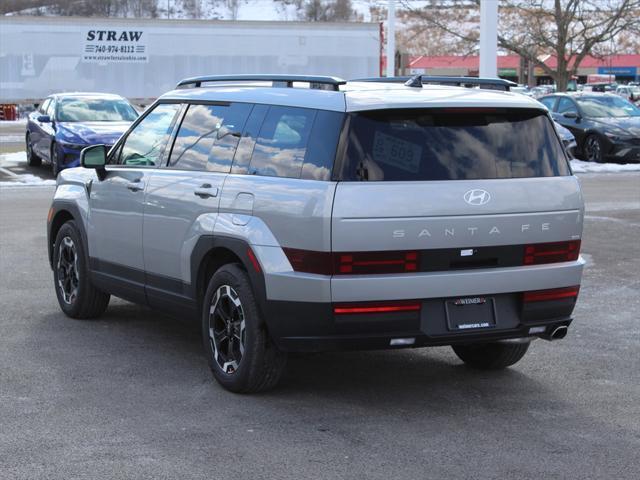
[
  {"left": 479, "top": 0, "right": 498, "bottom": 78},
  {"left": 387, "top": 0, "right": 396, "bottom": 77}
]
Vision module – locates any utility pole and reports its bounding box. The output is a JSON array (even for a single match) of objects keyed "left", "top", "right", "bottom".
[
  {"left": 479, "top": 0, "right": 498, "bottom": 78},
  {"left": 387, "top": 0, "right": 395, "bottom": 77}
]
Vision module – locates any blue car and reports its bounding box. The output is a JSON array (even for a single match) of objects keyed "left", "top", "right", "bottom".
[{"left": 26, "top": 93, "right": 139, "bottom": 176}]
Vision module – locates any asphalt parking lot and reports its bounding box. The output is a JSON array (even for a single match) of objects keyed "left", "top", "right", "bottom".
[{"left": 1, "top": 168, "right": 639, "bottom": 479}]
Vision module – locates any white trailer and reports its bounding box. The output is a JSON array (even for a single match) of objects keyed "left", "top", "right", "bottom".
[{"left": 0, "top": 16, "right": 381, "bottom": 102}]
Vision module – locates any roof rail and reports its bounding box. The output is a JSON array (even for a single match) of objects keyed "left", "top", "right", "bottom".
[
  {"left": 350, "top": 75, "right": 517, "bottom": 91},
  {"left": 176, "top": 74, "right": 346, "bottom": 91}
]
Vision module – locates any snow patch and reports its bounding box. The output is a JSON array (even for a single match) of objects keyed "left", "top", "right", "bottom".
[
  {"left": 0, "top": 119, "right": 27, "bottom": 125},
  {"left": 0, "top": 151, "right": 56, "bottom": 187},
  {"left": 0, "top": 175, "right": 56, "bottom": 188},
  {"left": 0, "top": 135, "right": 24, "bottom": 144},
  {"left": 571, "top": 159, "right": 640, "bottom": 173},
  {"left": 0, "top": 151, "right": 27, "bottom": 164}
]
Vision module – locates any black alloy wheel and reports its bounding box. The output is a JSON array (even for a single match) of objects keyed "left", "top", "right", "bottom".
[
  {"left": 26, "top": 133, "right": 41, "bottom": 167},
  {"left": 56, "top": 235, "right": 80, "bottom": 305},
  {"left": 584, "top": 134, "right": 604, "bottom": 163},
  {"left": 208, "top": 284, "right": 246, "bottom": 375},
  {"left": 202, "top": 263, "right": 287, "bottom": 393},
  {"left": 52, "top": 220, "right": 110, "bottom": 318},
  {"left": 51, "top": 143, "right": 61, "bottom": 177}
]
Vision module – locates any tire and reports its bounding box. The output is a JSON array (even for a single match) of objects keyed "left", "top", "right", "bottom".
[
  {"left": 26, "top": 133, "right": 41, "bottom": 167},
  {"left": 202, "top": 263, "right": 287, "bottom": 393},
  {"left": 583, "top": 134, "right": 605, "bottom": 163},
  {"left": 51, "top": 143, "right": 61, "bottom": 177},
  {"left": 452, "top": 341, "right": 530, "bottom": 370},
  {"left": 53, "top": 220, "right": 110, "bottom": 319}
]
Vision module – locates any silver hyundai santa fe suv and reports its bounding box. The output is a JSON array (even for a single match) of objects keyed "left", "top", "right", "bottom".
[{"left": 47, "top": 75, "right": 585, "bottom": 392}]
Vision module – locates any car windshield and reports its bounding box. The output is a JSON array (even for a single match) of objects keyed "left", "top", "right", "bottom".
[
  {"left": 56, "top": 97, "right": 139, "bottom": 122},
  {"left": 576, "top": 96, "right": 640, "bottom": 118}
]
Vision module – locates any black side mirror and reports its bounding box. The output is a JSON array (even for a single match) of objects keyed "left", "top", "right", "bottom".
[
  {"left": 81, "top": 145, "right": 107, "bottom": 179},
  {"left": 37, "top": 115, "right": 51, "bottom": 123},
  {"left": 562, "top": 111, "right": 579, "bottom": 119}
]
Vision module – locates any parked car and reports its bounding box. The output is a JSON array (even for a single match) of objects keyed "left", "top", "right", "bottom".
[
  {"left": 510, "top": 86, "right": 533, "bottom": 97},
  {"left": 47, "top": 75, "right": 584, "bottom": 392},
  {"left": 26, "top": 92, "right": 139, "bottom": 176},
  {"left": 554, "top": 121, "right": 577, "bottom": 157},
  {"left": 539, "top": 92, "right": 640, "bottom": 163},
  {"left": 583, "top": 83, "right": 617, "bottom": 93},
  {"left": 615, "top": 85, "right": 640, "bottom": 103},
  {"left": 530, "top": 85, "right": 555, "bottom": 99}
]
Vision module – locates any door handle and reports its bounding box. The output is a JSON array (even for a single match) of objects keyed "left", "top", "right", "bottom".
[
  {"left": 126, "top": 179, "right": 145, "bottom": 192},
  {"left": 194, "top": 184, "right": 218, "bottom": 199}
]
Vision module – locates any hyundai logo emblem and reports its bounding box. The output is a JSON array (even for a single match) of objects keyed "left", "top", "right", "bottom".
[{"left": 464, "top": 189, "right": 491, "bottom": 206}]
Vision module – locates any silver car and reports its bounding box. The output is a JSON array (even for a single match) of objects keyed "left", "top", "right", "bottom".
[{"left": 47, "top": 75, "right": 585, "bottom": 392}]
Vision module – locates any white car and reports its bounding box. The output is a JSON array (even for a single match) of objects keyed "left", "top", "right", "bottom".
[{"left": 615, "top": 85, "right": 640, "bottom": 104}]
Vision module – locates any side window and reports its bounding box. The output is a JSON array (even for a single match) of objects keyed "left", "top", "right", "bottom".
[
  {"left": 39, "top": 99, "right": 51, "bottom": 115},
  {"left": 47, "top": 99, "right": 56, "bottom": 119},
  {"left": 557, "top": 98, "right": 578, "bottom": 115},
  {"left": 231, "top": 104, "right": 269, "bottom": 174},
  {"left": 117, "top": 103, "right": 181, "bottom": 166},
  {"left": 301, "top": 110, "right": 344, "bottom": 181},
  {"left": 248, "top": 106, "right": 316, "bottom": 178},
  {"left": 169, "top": 102, "right": 251, "bottom": 172},
  {"left": 539, "top": 96, "right": 556, "bottom": 111}
]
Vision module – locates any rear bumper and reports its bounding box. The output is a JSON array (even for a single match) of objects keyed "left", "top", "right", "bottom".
[
  {"left": 264, "top": 293, "right": 577, "bottom": 353},
  {"left": 259, "top": 255, "right": 585, "bottom": 304},
  {"left": 274, "top": 321, "right": 573, "bottom": 352},
  {"left": 254, "top": 249, "right": 584, "bottom": 352}
]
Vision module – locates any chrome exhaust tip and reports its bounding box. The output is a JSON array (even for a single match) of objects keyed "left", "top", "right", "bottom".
[
  {"left": 551, "top": 325, "right": 568, "bottom": 340},
  {"left": 539, "top": 325, "right": 568, "bottom": 341}
]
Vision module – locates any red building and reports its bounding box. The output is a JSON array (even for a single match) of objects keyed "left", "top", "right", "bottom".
[{"left": 406, "top": 54, "right": 640, "bottom": 84}]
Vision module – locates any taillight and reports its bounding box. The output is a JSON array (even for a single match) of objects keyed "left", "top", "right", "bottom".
[
  {"left": 282, "top": 248, "right": 332, "bottom": 275},
  {"left": 336, "top": 251, "right": 419, "bottom": 274},
  {"left": 523, "top": 285, "right": 580, "bottom": 303},
  {"left": 333, "top": 301, "right": 422, "bottom": 315},
  {"left": 283, "top": 248, "right": 420, "bottom": 275},
  {"left": 523, "top": 240, "right": 580, "bottom": 265}
]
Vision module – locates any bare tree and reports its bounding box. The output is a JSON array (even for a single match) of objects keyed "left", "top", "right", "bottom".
[
  {"left": 403, "top": 0, "right": 640, "bottom": 91},
  {"left": 300, "top": 0, "right": 355, "bottom": 21},
  {"left": 226, "top": 0, "right": 240, "bottom": 20},
  {"left": 0, "top": 1, "right": 53, "bottom": 14}
]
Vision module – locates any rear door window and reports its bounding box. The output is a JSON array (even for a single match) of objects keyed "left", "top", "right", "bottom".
[
  {"left": 336, "top": 108, "right": 569, "bottom": 181},
  {"left": 231, "top": 104, "right": 269, "bottom": 174},
  {"left": 169, "top": 103, "right": 251, "bottom": 172}
]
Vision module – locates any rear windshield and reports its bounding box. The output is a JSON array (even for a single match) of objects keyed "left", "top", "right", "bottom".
[{"left": 336, "top": 108, "right": 570, "bottom": 181}]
